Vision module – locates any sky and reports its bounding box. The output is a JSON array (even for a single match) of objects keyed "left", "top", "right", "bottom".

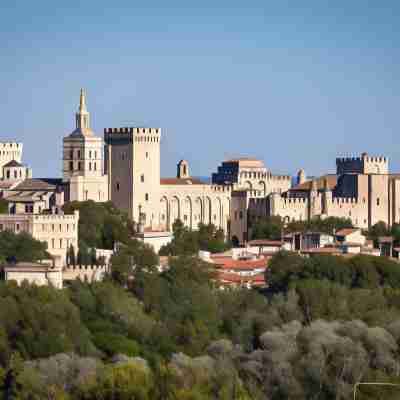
[{"left": 1, "top": 0, "right": 399, "bottom": 178}]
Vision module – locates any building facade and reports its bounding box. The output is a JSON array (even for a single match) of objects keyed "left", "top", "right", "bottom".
[{"left": 62, "top": 89, "right": 108, "bottom": 202}]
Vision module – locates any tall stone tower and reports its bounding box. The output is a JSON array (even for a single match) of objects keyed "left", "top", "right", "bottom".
[
  {"left": 63, "top": 89, "right": 108, "bottom": 202},
  {"left": 104, "top": 126, "right": 161, "bottom": 226}
]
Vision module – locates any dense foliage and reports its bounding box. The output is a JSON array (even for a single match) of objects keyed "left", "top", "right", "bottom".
[
  {"left": 251, "top": 215, "right": 353, "bottom": 240},
  {"left": 0, "top": 200, "right": 7, "bottom": 214},
  {"left": 159, "top": 219, "right": 231, "bottom": 255},
  {"left": 0, "top": 231, "right": 49, "bottom": 264},
  {"left": 1, "top": 245, "right": 400, "bottom": 398},
  {"left": 63, "top": 201, "right": 135, "bottom": 265}
]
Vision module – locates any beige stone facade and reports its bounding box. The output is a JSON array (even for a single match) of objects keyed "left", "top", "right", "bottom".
[
  {"left": 0, "top": 142, "right": 23, "bottom": 179},
  {"left": 4, "top": 263, "right": 63, "bottom": 289},
  {"left": 0, "top": 210, "right": 79, "bottom": 266},
  {"left": 262, "top": 153, "right": 400, "bottom": 233},
  {"left": 63, "top": 90, "right": 108, "bottom": 202}
]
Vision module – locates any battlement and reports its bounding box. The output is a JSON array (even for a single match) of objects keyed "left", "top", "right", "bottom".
[
  {"left": 210, "top": 185, "right": 232, "bottom": 193},
  {"left": 336, "top": 153, "right": 388, "bottom": 175},
  {"left": 269, "top": 175, "right": 291, "bottom": 181},
  {"left": 104, "top": 127, "right": 160, "bottom": 135},
  {"left": 330, "top": 196, "right": 358, "bottom": 204},
  {"left": 0, "top": 142, "right": 22, "bottom": 148}
]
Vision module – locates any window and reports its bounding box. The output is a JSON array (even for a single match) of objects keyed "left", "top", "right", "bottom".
[
  {"left": 69, "top": 150, "right": 73, "bottom": 159},
  {"left": 89, "top": 162, "right": 92, "bottom": 171},
  {"left": 69, "top": 161, "right": 73, "bottom": 171},
  {"left": 145, "top": 193, "right": 149, "bottom": 201},
  {"left": 89, "top": 150, "right": 92, "bottom": 158},
  {"left": 59, "top": 224, "right": 62, "bottom": 232},
  {"left": 77, "top": 150, "right": 81, "bottom": 159},
  {"left": 6, "top": 171, "right": 10, "bottom": 179},
  {"left": 0, "top": 224, "right": 3, "bottom": 231},
  {"left": 16, "top": 224, "right": 19, "bottom": 232},
  {"left": 94, "top": 162, "right": 97, "bottom": 171},
  {"left": 141, "top": 174, "right": 144, "bottom": 183},
  {"left": 239, "top": 211, "right": 243, "bottom": 219},
  {"left": 52, "top": 239, "right": 55, "bottom": 249},
  {"left": 59, "top": 239, "right": 62, "bottom": 248},
  {"left": 78, "top": 162, "right": 82, "bottom": 171},
  {"left": 116, "top": 182, "right": 120, "bottom": 191},
  {"left": 14, "top": 171, "right": 17, "bottom": 178},
  {"left": 377, "top": 198, "right": 380, "bottom": 206},
  {"left": 146, "top": 152, "right": 149, "bottom": 159},
  {"left": 52, "top": 224, "right": 55, "bottom": 232},
  {"left": 94, "top": 151, "right": 97, "bottom": 159}
]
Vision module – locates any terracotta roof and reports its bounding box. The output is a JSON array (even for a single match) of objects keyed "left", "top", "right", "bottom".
[
  {"left": 211, "top": 256, "right": 267, "bottom": 270},
  {"left": 247, "top": 240, "right": 283, "bottom": 247},
  {"left": 335, "top": 228, "right": 360, "bottom": 236},
  {"left": 216, "top": 271, "right": 266, "bottom": 285},
  {"left": 291, "top": 174, "right": 337, "bottom": 191},
  {"left": 13, "top": 179, "right": 61, "bottom": 191},
  {"left": 160, "top": 177, "right": 205, "bottom": 185}
]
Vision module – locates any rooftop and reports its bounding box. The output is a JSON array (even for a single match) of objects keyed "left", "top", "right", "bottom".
[
  {"left": 3, "top": 160, "right": 24, "bottom": 168},
  {"left": 291, "top": 174, "right": 337, "bottom": 191},
  {"left": 336, "top": 228, "right": 361, "bottom": 236}
]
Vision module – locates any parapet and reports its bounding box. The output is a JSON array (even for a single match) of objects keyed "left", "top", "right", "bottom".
[
  {"left": 0, "top": 142, "right": 22, "bottom": 148},
  {"left": 336, "top": 153, "right": 388, "bottom": 175},
  {"left": 104, "top": 127, "right": 161, "bottom": 145}
]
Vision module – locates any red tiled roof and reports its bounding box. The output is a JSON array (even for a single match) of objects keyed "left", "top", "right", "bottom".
[
  {"left": 160, "top": 177, "right": 205, "bottom": 185},
  {"left": 336, "top": 228, "right": 360, "bottom": 236},
  {"left": 211, "top": 256, "right": 267, "bottom": 270},
  {"left": 216, "top": 271, "right": 266, "bottom": 285}
]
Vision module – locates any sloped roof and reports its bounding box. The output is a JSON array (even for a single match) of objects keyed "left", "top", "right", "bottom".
[
  {"left": 3, "top": 160, "right": 24, "bottom": 168},
  {"left": 336, "top": 228, "right": 361, "bottom": 236},
  {"left": 13, "top": 178, "right": 62, "bottom": 191},
  {"left": 291, "top": 174, "right": 338, "bottom": 191}
]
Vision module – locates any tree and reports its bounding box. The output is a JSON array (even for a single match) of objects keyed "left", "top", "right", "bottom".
[
  {"left": 0, "top": 230, "right": 49, "bottom": 263},
  {"left": 67, "top": 244, "right": 76, "bottom": 267},
  {"left": 250, "top": 216, "right": 283, "bottom": 240},
  {"left": 0, "top": 199, "right": 8, "bottom": 214}
]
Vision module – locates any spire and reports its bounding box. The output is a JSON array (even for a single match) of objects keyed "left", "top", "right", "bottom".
[
  {"left": 75, "top": 88, "right": 91, "bottom": 134},
  {"left": 79, "top": 88, "right": 87, "bottom": 112}
]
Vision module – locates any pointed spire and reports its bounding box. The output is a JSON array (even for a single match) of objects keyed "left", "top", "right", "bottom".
[
  {"left": 79, "top": 88, "right": 87, "bottom": 112},
  {"left": 75, "top": 88, "right": 91, "bottom": 133}
]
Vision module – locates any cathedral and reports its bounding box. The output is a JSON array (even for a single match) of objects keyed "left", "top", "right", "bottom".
[{"left": 0, "top": 89, "right": 399, "bottom": 253}]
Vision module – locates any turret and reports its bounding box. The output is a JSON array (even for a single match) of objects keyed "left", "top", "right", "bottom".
[
  {"left": 297, "top": 169, "right": 306, "bottom": 185},
  {"left": 177, "top": 160, "right": 190, "bottom": 179}
]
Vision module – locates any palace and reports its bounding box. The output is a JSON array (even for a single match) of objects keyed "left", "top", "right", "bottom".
[{"left": 0, "top": 89, "right": 400, "bottom": 258}]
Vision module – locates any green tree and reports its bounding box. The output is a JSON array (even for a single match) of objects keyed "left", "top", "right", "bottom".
[{"left": 250, "top": 216, "right": 283, "bottom": 240}]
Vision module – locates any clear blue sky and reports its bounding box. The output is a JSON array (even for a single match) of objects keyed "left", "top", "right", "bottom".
[{"left": 1, "top": 0, "right": 399, "bottom": 178}]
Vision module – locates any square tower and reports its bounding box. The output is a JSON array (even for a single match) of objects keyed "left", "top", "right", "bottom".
[{"left": 104, "top": 127, "right": 161, "bottom": 225}]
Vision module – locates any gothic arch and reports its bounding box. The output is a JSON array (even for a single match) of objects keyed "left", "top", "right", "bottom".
[
  {"left": 216, "top": 197, "right": 223, "bottom": 229},
  {"left": 159, "top": 196, "right": 169, "bottom": 230},
  {"left": 183, "top": 196, "right": 193, "bottom": 229},
  {"left": 204, "top": 196, "right": 212, "bottom": 225},
  {"left": 259, "top": 181, "right": 266, "bottom": 196},
  {"left": 194, "top": 197, "right": 203, "bottom": 228},
  {"left": 170, "top": 196, "right": 181, "bottom": 225},
  {"left": 244, "top": 181, "right": 253, "bottom": 190}
]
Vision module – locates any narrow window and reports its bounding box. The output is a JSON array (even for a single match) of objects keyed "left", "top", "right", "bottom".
[
  {"left": 145, "top": 193, "right": 149, "bottom": 201},
  {"left": 116, "top": 182, "right": 120, "bottom": 191},
  {"left": 377, "top": 198, "right": 380, "bottom": 206},
  {"left": 141, "top": 174, "right": 144, "bottom": 183},
  {"left": 89, "top": 162, "right": 92, "bottom": 171},
  {"left": 69, "top": 161, "right": 73, "bottom": 171}
]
